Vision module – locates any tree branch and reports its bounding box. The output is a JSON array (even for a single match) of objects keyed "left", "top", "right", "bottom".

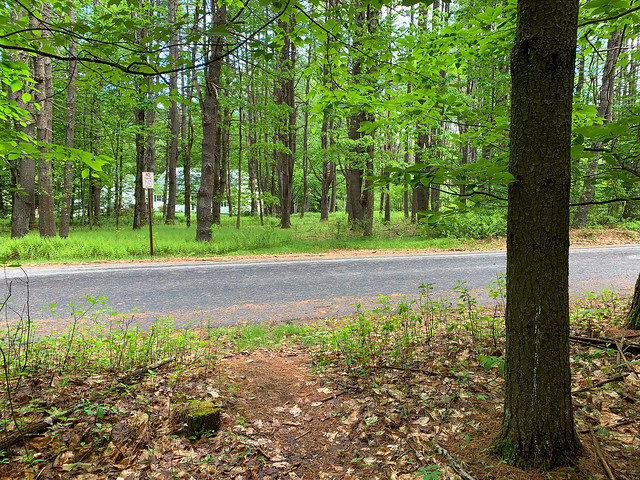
[{"left": 579, "top": 5, "right": 640, "bottom": 27}]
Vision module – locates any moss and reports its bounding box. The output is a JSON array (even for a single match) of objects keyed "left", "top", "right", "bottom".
[
  {"left": 182, "top": 399, "right": 221, "bottom": 437},
  {"left": 490, "top": 435, "right": 581, "bottom": 471}
]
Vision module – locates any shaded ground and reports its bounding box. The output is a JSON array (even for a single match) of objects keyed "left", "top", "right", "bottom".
[{"left": 1, "top": 300, "right": 639, "bottom": 480}]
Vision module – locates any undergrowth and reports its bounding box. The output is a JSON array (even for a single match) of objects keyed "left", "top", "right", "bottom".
[{"left": 1, "top": 262, "right": 637, "bottom": 479}]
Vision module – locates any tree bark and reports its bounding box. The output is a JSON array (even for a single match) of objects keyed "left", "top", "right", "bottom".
[
  {"left": 165, "top": 0, "right": 180, "bottom": 223},
  {"left": 9, "top": 8, "right": 35, "bottom": 239},
  {"left": 133, "top": 102, "right": 147, "bottom": 229},
  {"left": 627, "top": 272, "right": 640, "bottom": 329},
  {"left": 60, "top": 2, "right": 77, "bottom": 238},
  {"left": 275, "top": 17, "right": 296, "bottom": 229},
  {"left": 196, "top": 6, "right": 226, "bottom": 241},
  {"left": 493, "top": 0, "right": 581, "bottom": 469},
  {"left": 33, "top": 5, "right": 56, "bottom": 237}
]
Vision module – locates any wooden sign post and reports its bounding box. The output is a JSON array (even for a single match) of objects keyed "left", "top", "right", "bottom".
[{"left": 142, "top": 172, "right": 154, "bottom": 256}]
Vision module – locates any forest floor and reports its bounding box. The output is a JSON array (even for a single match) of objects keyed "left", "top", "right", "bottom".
[
  {"left": 1, "top": 299, "right": 639, "bottom": 480},
  {"left": 1, "top": 228, "right": 639, "bottom": 480}
]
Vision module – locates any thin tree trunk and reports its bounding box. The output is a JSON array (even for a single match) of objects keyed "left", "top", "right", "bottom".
[
  {"left": 34, "top": 5, "right": 56, "bottom": 237},
  {"left": 165, "top": 0, "right": 180, "bottom": 223},
  {"left": 237, "top": 104, "right": 243, "bottom": 229},
  {"left": 573, "top": 30, "right": 624, "bottom": 228}
]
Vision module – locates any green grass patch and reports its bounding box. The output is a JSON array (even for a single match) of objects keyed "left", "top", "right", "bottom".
[
  {"left": 0, "top": 211, "right": 494, "bottom": 264},
  {"left": 211, "top": 322, "right": 309, "bottom": 352}
]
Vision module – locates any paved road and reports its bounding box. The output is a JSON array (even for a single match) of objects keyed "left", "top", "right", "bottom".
[{"left": 2, "top": 246, "right": 639, "bottom": 330}]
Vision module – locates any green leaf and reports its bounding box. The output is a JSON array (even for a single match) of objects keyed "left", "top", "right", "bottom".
[
  {"left": 10, "top": 79, "right": 23, "bottom": 92},
  {"left": 571, "top": 144, "right": 585, "bottom": 159}
]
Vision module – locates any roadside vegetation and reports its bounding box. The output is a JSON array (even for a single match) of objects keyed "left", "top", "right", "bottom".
[
  {"left": 1, "top": 210, "right": 639, "bottom": 264},
  {"left": 1, "top": 270, "right": 638, "bottom": 479}
]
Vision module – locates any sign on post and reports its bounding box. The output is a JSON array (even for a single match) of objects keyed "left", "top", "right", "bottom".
[
  {"left": 142, "top": 172, "right": 154, "bottom": 256},
  {"left": 142, "top": 171, "right": 154, "bottom": 189}
]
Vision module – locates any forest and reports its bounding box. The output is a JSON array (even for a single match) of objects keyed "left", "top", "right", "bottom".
[
  {"left": 0, "top": 0, "right": 639, "bottom": 241},
  {"left": 2, "top": 0, "right": 640, "bottom": 476}
]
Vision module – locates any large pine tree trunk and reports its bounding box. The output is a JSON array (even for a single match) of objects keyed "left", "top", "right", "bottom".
[
  {"left": 133, "top": 103, "right": 147, "bottom": 230},
  {"left": 493, "top": 0, "right": 581, "bottom": 469},
  {"left": 196, "top": 6, "right": 226, "bottom": 241}
]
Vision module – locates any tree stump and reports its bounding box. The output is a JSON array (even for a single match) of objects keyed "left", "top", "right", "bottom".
[
  {"left": 181, "top": 399, "right": 221, "bottom": 437},
  {"left": 627, "top": 272, "right": 640, "bottom": 330}
]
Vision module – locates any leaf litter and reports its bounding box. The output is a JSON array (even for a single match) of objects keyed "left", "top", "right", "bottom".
[{"left": 0, "top": 291, "right": 639, "bottom": 480}]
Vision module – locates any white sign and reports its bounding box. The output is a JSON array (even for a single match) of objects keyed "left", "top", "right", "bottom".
[{"left": 142, "top": 172, "right": 154, "bottom": 189}]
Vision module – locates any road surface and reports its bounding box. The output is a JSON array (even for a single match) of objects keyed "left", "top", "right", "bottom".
[{"left": 2, "top": 246, "right": 639, "bottom": 330}]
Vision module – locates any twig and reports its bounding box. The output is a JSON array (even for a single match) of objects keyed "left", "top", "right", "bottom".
[
  {"left": 590, "top": 426, "right": 616, "bottom": 480},
  {"left": 294, "top": 430, "right": 311, "bottom": 440},
  {"left": 317, "top": 390, "right": 347, "bottom": 403},
  {"left": 254, "top": 445, "right": 272, "bottom": 461},
  {"left": 432, "top": 439, "right": 476, "bottom": 480},
  {"left": 569, "top": 335, "right": 640, "bottom": 355},
  {"left": 572, "top": 374, "right": 626, "bottom": 395},
  {"left": 614, "top": 340, "right": 633, "bottom": 372},
  {"left": 579, "top": 419, "right": 635, "bottom": 434},
  {"left": 379, "top": 364, "right": 458, "bottom": 380},
  {"left": 116, "top": 356, "right": 175, "bottom": 384}
]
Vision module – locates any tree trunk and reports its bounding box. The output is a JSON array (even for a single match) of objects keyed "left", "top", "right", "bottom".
[
  {"left": 196, "top": 6, "right": 226, "bottom": 241},
  {"left": 492, "top": 0, "right": 581, "bottom": 469},
  {"left": 165, "top": 0, "right": 180, "bottom": 224},
  {"left": 9, "top": 9, "right": 35, "bottom": 238},
  {"left": 133, "top": 103, "right": 147, "bottom": 230},
  {"left": 627, "top": 272, "right": 640, "bottom": 329},
  {"left": 33, "top": 5, "right": 56, "bottom": 237},
  {"left": 275, "top": 17, "right": 296, "bottom": 229},
  {"left": 573, "top": 30, "right": 624, "bottom": 228},
  {"left": 236, "top": 104, "right": 243, "bottom": 229},
  {"left": 60, "top": 2, "right": 77, "bottom": 238},
  {"left": 301, "top": 73, "right": 311, "bottom": 219},
  {"left": 414, "top": 129, "right": 431, "bottom": 220}
]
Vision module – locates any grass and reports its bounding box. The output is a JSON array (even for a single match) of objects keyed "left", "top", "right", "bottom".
[{"left": 0, "top": 211, "right": 503, "bottom": 264}]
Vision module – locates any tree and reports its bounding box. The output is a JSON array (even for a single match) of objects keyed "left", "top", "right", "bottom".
[
  {"left": 627, "top": 272, "right": 640, "bottom": 329},
  {"left": 33, "top": 4, "right": 56, "bottom": 237},
  {"left": 8, "top": 8, "right": 35, "bottom": 239},
  {"left": 492, "top": 0, "right": 581, "bottom": 469},
  {"left": 196, "top": 5, "right": 227, "bottom": 241},
  {"left": 572, "top": 29, "right": 624, "bottom": 228},
  {"left": 274, "top": 16, "right": 296, "bottom": 229},
  {"left": 165, "top": 0, "right": 180, "bottom": 224},
  {"left": 60, "top": 1, "right": 78, "bottom": 239}
]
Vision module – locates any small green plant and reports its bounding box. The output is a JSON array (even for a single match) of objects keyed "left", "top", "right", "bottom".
[
  {"left": 415, "top": 464, "right": 443, "bottom": 480},
  {"left": 479, "top": 355, "right": 505, "bottom": 376}
]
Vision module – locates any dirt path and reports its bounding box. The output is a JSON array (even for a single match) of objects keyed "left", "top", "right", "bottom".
[{"left": 221, "top": 350, "right": 370, "bottom": 479}]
